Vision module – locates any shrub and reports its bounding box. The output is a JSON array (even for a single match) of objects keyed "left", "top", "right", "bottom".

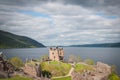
[
  {"left": 109, "top": 73, "right": 120, "bottom": 80},
  {"left": 10, "top": 57, "right": 23, "bottom": 69},
  {"left": 109, "top": 65, "right": 120, "bottom": 80},
  {"left": 84, "top": 59, "right": 94, "bottom": 65}
]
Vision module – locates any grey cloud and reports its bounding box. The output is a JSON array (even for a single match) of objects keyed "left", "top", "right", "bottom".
[
  {"left": 62, "top": 0, "right": 120, "bottom": 8},
  {"left": 1, "top": 0, "right": 120, "bottom": 16},
  {"left": 59, "top": 0, "right": 120, "bottom": 17},
  {"left": 0, "top": 0, "right": 25, "bottom": 6},
  {"left": 105, "top": 0, "right": 120, "bottom": 7},
  {"left": 1, "top": 0, "right": 120, "bottom": 8}
]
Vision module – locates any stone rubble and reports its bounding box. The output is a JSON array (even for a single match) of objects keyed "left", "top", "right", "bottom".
[{"left": 71, "top": 62, "right": 112, "bottom": 80}]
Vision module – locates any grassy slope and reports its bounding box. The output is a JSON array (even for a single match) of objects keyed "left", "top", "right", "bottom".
[
  {"left": 75, "top": 63, "right": 94, "bottom": 73},
  {"left": 0, "top": 30, "right": 45, "bottom": 48},
  {"left": 52, "top": 76, "right": 71, "bottom": 80},
  {"left": 41, "top": 61, "right": 71, "bottom": 77},
  {"left": 109, "top": 73, "right": 120, "bottom": 80},
  {"left": 0, "top": 75, "right": 32, "bottom": 80}
]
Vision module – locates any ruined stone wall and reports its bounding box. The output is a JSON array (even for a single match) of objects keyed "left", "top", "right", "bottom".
[
  {"left": 0, "top": 53, "right": 14, "bottom": 78},
  {"left": 59, "top": 48, "right": 64, "bottom": 56},
  {"left": 49, "top": 48, "right": 59, "bottom": 61},
  {"left": 49, "top": 47, "right": 64, "bottom": 61},
  {"left": 23, "top": 64, "right": 37, "bottom": 77},
  {"left": 54, "top": 49, "right": 59, "bottom": 61}
]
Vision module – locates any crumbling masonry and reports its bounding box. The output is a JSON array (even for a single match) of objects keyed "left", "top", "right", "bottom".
[{"left": 49, "top": 47, "right": 64, "bottom": 61}]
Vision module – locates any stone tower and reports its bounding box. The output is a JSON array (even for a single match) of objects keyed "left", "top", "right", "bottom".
[{"left": 49, "top": 47, "right": 64, "bottom": 61}]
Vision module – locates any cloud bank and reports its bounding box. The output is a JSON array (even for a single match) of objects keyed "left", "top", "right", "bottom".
[{"left": 0, "top": 0, "right": 120, "bottom": 46}]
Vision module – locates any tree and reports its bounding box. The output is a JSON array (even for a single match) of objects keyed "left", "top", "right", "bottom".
[{"left": 10, "top": 57, "right": 23, "bottom": 69}]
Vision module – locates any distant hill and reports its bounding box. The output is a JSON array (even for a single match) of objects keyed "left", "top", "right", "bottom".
[
  {"left": 70, "top": 42, "right": 120, "bottom": 47},
  {"left": 0, "top": 30, "right": 45, "bottom": 48}
]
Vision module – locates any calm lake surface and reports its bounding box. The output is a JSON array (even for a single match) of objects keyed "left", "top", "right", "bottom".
[{"left": 0, "top": 47, "right": 120, "bottom": 74}]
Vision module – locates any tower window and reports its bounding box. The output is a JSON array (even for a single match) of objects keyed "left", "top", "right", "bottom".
[{"left": 52, "top": 52, "right": 54, "bottom": 55}]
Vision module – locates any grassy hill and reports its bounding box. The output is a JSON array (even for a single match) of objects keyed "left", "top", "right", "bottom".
[
  {"left": 41, "top": 61, "right": 71, "bottom": 77},
  {"left": 0, "top": 30, "right": 45, "bottom": 48}
]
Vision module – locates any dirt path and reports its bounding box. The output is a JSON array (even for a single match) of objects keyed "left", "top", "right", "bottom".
[{"left": 67, "top": 67, "right": 74, "bottom": 76}]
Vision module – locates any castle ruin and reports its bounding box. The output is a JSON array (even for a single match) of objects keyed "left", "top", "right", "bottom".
[
  {"left": 49, "top": 47, "right": 64, "bottom": 61},
  {"left": 0, "top": 52, "right": 14, "bottom": 78}
]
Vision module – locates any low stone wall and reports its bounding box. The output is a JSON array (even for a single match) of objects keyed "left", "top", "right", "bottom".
[
  {"left": 0, "top": 71, "right": 8, "bottom": 78},
  {"left": 71, "top": 71, "right": 94, "bottom": 80}
]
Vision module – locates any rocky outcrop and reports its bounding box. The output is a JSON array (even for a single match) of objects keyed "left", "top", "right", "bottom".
[
  {"left": 71, "top": 62, "right": 112, "bottom": 80},
  {"left": 96, "top": 62, "right": 111, "bottom": 74}
]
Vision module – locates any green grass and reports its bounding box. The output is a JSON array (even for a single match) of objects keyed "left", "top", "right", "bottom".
[
  {"left": 0, "top": 75, "right": 32, "bottom": 80},
  {"left": 75, "top": 63, "right": 94, "bottom": 73},
  {"left": 109, "top": 73, "right": 120, "bottom": 80},
  {"left": 52, "top": 76, "right": 71, "bottom": 80},
  {"left": 41, "top": 61, "right": 71, "bottom": 77}
]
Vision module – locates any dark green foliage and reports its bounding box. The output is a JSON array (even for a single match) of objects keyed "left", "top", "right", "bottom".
[
  {"left": 0, "top": 30, "right": 45, "bottom": 48},
  {"left": 42, "top": 70, "right": 52, "bottom": 78}
]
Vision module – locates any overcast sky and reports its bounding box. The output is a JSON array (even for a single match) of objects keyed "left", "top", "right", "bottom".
[{"left": 0, "top": 0, "right": 120, "bottom": 46}]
